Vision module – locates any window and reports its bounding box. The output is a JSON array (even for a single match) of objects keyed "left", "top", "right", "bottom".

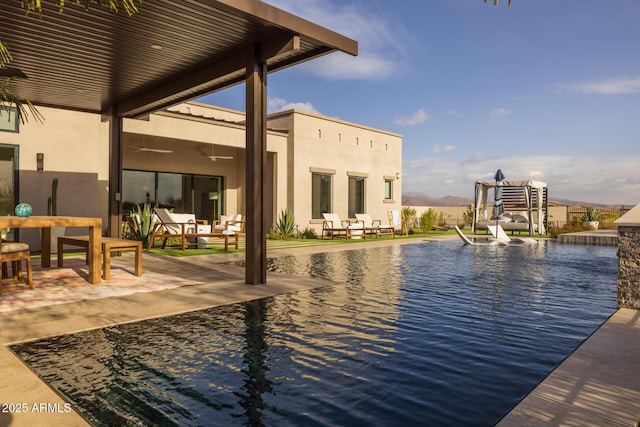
[
  {"left": 123, "top": 170, "right": 224, "bottom": 221},
  {"left": 0, "top": 107, "right": 19, "bottom": 133},
  {"left": 311, "top": 173, "right": 332, "bottom": 219},
  {"left": 157, "top": 172, "right": 185, "bottom": 211},
  {"left": 122, "top": 170, "right": 156, "bottom": 213},
  {"left": 348, "top": 176, "right": 366, "bottom": 217},
  {"left": 384, "top": 179, "right": 393, "bottom": 200},
  {"left": 0, "top": 145, "right": 17, "bottom": 240}
]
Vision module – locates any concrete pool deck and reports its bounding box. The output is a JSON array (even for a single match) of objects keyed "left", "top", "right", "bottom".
[{"left": 0, "top": 234, "right": 637, "bottom": 426}]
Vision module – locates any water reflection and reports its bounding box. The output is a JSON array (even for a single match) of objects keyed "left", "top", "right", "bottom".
[
  {"left": 10, "top": 241, "right": 617, "bottom": 426},
  {"left": 236, "top": 299, "right": 273, "bottom": 425}
]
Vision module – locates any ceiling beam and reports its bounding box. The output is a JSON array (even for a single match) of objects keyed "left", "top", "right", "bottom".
[{"left": 115, "top": 35, "right": 302, "bottom": 119}]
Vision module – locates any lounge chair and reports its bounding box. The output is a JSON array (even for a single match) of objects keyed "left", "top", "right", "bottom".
[
  {"left": 148, "top": 208, "right": 239, "bottom": 251},
  {"left": 454, "top": 226, "right": 501, "bottom": 246},
  {"left": 322, "top": 213, "right": 347, "bottom": 239},
  {"left": 321, "top": 213, "right": 364, "bottom": 239},
  {"left": 213, "top": 214, "right": 245, "bottom": 236},
  {"left": 487, "top": 224, "right": 537, "bottom": 245},
  {"left": 387, "top": 210, "right": 402, "bottom": 235},
  {"left": 355, "top": 213, "right": 394, "bottom": 238}
]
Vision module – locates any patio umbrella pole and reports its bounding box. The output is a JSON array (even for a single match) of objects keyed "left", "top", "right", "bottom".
[{"left": 493, "top": 169, "right": 505, "bottom": 231}]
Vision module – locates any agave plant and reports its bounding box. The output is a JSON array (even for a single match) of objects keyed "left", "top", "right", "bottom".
[
  {"left": 268, "top": 208, "right": 297, "bottom": 240},
  {"left": 581, "top": 206, "right": 601, "bottom": 222},
  {"left": 126, "top": 203, "right": 155, "bottom": 247}
]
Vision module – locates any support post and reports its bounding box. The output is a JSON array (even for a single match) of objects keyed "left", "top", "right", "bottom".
[
  {"left": 106, "top": 108, "right": 124, "bottom": 238},
  {"left": 245, "top": 46, "right": 268, "bottom": 285},
  {"left": 615, "top": 204, "right": 640, "bottom": 309}
]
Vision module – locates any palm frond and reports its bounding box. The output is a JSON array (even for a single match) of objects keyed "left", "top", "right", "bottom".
[
  {"left": 1, "top": 79, "right": 45, "bottom": 124},
  {"left": 19, "top": 0, "right": 141, "bottom": 16}
]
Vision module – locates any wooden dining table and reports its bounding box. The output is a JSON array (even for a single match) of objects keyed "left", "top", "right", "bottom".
[{"left": 0, "top": 216, "right": 102, "bottom": 284}]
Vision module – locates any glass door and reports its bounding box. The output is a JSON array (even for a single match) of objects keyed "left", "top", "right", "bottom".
[{"left": 193, "top": 175, "right": 223, "bottom": 223}]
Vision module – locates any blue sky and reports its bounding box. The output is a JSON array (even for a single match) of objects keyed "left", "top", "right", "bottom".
[{"left": 199, "top": 0, "right": 640, "bottom": 205}]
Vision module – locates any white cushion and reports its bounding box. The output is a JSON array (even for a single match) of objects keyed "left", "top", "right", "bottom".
[
  {"left": 215, "top": 214, "right": 243, "bottom": 232},
  {"left": 2, "top": 242, "right": 30, "bottom": 253},
  {"left": 512, "top": 213, "right": 529, "bottom": 223}
]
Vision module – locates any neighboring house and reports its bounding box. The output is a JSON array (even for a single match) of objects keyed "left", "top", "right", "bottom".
[{"left": 0, "top": 101, "right": 402, "bottom": 249}]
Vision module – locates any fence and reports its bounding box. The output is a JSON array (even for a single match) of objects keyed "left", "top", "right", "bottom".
[{"left": 404, "top": 204, "right": 635, "bottom": 232}]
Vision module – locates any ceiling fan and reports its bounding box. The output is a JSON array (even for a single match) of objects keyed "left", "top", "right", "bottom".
[
  {"left": 126, "top": 136, "right": 173, "bottom": 154},
  {"left": 195, "top": 145, "right": 234, "bottom": 161},
  {"left": 126, "top": 145, "right": 174, "bottom": 154}
]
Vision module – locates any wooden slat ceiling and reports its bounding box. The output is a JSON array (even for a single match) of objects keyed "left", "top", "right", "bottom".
[{"left": 2, "top": 0, "right": 357, "bottom": 118}]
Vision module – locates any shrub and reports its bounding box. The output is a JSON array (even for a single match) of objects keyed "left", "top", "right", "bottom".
[
  {"left": 298, "top": 226, "right": 317, "bottom": 239},
  {"left": 463, "top": 204, "right": 475, "bottom": 227},
  {"left": 401, "top": 207, "right": 417, "bottom": 236},
  {"left": 420, "top": 208, "right": 437, "bottom": 233},
  {"left": 268, "top": 208, "right": 298, "bottom": 240}
]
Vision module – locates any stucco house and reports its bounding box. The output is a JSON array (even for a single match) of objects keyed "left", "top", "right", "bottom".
[{"left": 0, "top": 101, "right": 402, "bottom": 249}]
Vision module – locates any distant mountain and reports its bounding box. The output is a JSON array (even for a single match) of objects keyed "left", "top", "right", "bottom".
[
  {"left": 402, "top": 192, "right": 473, "bottom": 207},
  {"left": 403, "top": 192, "right": 632, "bottom": 208}
]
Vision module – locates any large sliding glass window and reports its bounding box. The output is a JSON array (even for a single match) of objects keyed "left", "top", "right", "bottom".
[
  {"left": 348, "top": 176, "right": 366, "bottom": 217},
  {"left": 122, "top": 170, "right": 156, "bottom": 214},
  {"left": 311, "top": 173, "right": 332, "bottom": 219},
  {"left": 157, "top": 172, "right": 186, "bottom": 211},
  {"left": 0, "top": 145, "right": 17, "bottom": 241},
  {"left": 123, "top": 170, "right": 224, "bottom": 221}
]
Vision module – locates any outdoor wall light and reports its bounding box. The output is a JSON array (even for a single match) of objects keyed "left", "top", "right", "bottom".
[
  {"left": 396, "top": 173, "right": 400, "bottom": 179},
  {"left": 37, "top": 152, "right": 44, "bottom": 171}
]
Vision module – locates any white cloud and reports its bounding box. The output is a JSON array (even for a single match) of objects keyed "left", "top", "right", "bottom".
[
  {"left": 433, "top": 144, "right": 456, "bottom": 154},
  {"left": 268, "top": 97, "right": 320, "bottom": 114},
  {"left": 402, "top": 155, "right": 640, "bottom": 205},
  {"left": 263, "top": 0, "right": 411, "bottom": 80},
  {"left": 446, "top": 109, "right": 463, "bottom": 117},
  {"left": 558, "top": 76, "right": 640, "bottom": 95},
  {"left": 394, "top": 109, "right": 430, "bottom": 126},
  {"left": 490, "top": 108, "right": 511, "bottom": 120},
  {"left": 459, "top": 153, "right": 501, "bottom": 165}
]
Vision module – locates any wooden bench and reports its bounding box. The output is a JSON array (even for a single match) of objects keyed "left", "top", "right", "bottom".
[{"left": 58, "top": 236, "right": 142, "bottom": 280}]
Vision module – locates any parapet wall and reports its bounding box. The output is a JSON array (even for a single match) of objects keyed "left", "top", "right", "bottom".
[{"left": 614, "top": 203, "right": 640, "bottom": 309}]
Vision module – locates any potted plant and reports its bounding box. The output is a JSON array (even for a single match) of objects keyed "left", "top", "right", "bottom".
[{"left": 581, "top": 206, "right": 601, "bottom": 230}]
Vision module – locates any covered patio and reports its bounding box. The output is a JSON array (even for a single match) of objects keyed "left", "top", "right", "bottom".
[
  {"left": 472, "top": 179, "right": 548, "bottom": 236},
  {"left": 3, "top": 0, "right": 357, "bottom": 284}
]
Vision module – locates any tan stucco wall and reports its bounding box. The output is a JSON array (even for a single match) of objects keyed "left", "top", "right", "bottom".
[
  {"left": 4, "top": 102, "right": 401, "bottom": 244},
  {"left": 2, "top": 107, "right": 109, "bottom": 177},
  {"left": 268, "top": 109, "right": 402, "bottom": 233},
  {"left": 1, "top": 107, "right": 111, "bottom": 249}
]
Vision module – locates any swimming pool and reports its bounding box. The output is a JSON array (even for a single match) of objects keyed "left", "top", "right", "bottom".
[{"left": 11, "top": 240, "right": 617, "bottom": 426}]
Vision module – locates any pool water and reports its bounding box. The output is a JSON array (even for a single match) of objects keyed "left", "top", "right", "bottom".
[{"left": 11, "top": 241, "right": 617, "bottom": 426}]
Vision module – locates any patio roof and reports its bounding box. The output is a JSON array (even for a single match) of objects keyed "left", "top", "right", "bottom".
[
  {"left": 3, "top": 0, "right": 357, "bottom": 118},
  {"left": 3, "top": 0, "right": 357, "bottom": 285}
]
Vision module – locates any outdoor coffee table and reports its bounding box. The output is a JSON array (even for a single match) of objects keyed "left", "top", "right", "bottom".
[{"left": 58, "top": 236, "right": 142, "bottom": 280}]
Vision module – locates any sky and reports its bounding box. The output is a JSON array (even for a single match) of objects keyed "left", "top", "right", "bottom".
[{"left": 198, "top": 0, "right": 640, "bottom": 205}]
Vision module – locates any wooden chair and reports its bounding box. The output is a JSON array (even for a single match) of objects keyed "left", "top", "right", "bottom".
[
  {"left": 148, "top": 208, "right": 239, "bottom": 251},
  {"left": 1, "top": 242, "right": 33, "bottom": 290}
]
